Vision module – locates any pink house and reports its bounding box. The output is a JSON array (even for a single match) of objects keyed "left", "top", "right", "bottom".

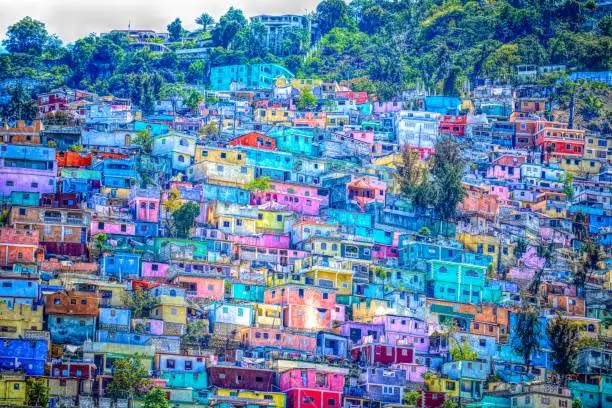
[
  {"left": 372, "top": 315, "right": 429, "bottom": 352},
  {"left": 347, "top": 177, "right": 387, "bottom": 211},
  {"left": 486, "top": 155, "right": 526, "bottom": 181},
  {"left": 228, "top": 234, "right": 290, "bottom": 249},
  {"left": 170, "top": 275, "right": 225, "bottom": 300},
  {"left": 345, "top": 130, "right": 375, "bottom": 146},
  {"left": 265, "top": 285, "right": 335, "bottom": 331},
  {"left": 372, "top": 245, "right": 399, "bottom": 260},
  {"left": 488, "top": 184, "right": 510, "bottom": 203},
  {"left": 250, "top": 181, "right": 326, "bottom": 216},
  {"left": 293, "top": 112, "right": 327, "bottom": 128},
  {"left": 129, "top": 188, "right": 161, "bottom": 223},
  {"left": 132, "top": 318, "right": 165, "bottom": 335},
  {"left": 331, "top": 303, "right": 346, "bottom": 323},
  {"left": 91, "top": 219, "right": 136, "bottom": 236},
  {"left": 241, "top": 327, "right": 317, "bottom": 353},
  {"left": 394, "top": 363, "right": 428, "bottom": 383},
  {"left": 141, "top": 262, "right": 170, "bottom": 280},
  {"left": 279, "top": 368, "right": 345, "bottom": 408},
  {"left": 373, "top": 101, "right": 402, "bottom": 114}
]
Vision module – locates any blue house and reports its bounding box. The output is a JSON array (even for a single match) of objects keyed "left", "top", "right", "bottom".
[
  {"left": 0, "top": 276, "right": 40, "bottom": 306},
  {"left": 210, "top": 63, "right": 294, "bottom": 91},
  {"left": 102, "top": 252, "right": 141, "bottom": 280},
  {"left": 316, "top": 332, "right": 348, "bottom": 358},
  {"left": 48, "top": 315, "right": 96, "bottom": 345},
  {"left": 242, "top": 147, "right": 294, "bottom": 182},
  {"left": 201, "top": 182, "right": 250, "bottom": 205},
  {"left": 0, "top": 338, "right": 48, "bottom": 375},
  {"left": 98, "top": 307, "right": 132, "bottom": 331},
  {"left": 95, "top": 159, "right": 138, "bottom": 190},
  {"left": 425, "top": 96, "right": 462, "bottom": 115},
  {"left": 231, "top": 283, "right": 265, "bottom": 303},
  {"left": 134, "top": 221, "right": 159, "bottom": 238}
]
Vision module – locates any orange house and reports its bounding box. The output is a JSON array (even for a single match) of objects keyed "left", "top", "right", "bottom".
[
  {"left": 264, "top": 284, "right": 336, "bottom": 331},
  {"left": 428, "top": 299, "right": 513, "bottom": 341},
  {"left": 228, "top": 132, "right": 276, "bottom": 150},
  {"left": 347, "top": 177, "right": 387, "bottom": 211},
  {"left": 458, "top": 184, "right": 500, "bottom": 219},
  {"left": 56, "top": 151, "right": 93, "bottom": 167},
  {"left": 0, "top": 228, "right": 43, "bottom": 267},
  {"left": 0, "top": 120, "right": 43, "bottom": 144}
]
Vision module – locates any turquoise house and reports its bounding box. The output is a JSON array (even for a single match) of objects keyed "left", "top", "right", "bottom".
[
  {"left": 426, "top": 260, "right": 487, "bottom": 304},
  {"left": 424, "top": 95, "right": 462, "bottom": 115},
  {"left": 270, "top": 127, "right": 318, "bottom": 157},
  {"left": 231, "top": 282, "right": 265, "bottom": 303},
  {"left": 210, "top": 63, "right": 294, "bottom": 91}
]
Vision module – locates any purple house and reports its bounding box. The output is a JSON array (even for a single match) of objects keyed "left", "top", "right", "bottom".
[
  {"left": 0, "top": 144, "right": 56, "bottom": 196},
  {"left": 338, "top": 321, "right": 385, "bottom": 346},
  {"left": 372, "top": 315, "right": 430, "bottom": 352}
]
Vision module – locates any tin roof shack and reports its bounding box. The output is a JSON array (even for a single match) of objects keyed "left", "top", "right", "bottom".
[
  {"left": 45, "top": 290, "right": 99, "bottom": 345},
  {"left": 207, "top": 364, "right": 276, "bottom": 391}
]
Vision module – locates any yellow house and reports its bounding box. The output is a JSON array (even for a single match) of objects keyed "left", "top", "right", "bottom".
[
  {"left": 352, "top": 298, "right": 392, "bottom": 322},
  {"left": 296, "top": 256, "right": 354, "bottom": 295},
  {"left": 373, "top": 153, "right": 403, "bottom": 168},
  {"left": 256, "top": 210, "right": 294, "bottom": 233},
  {"left": 63, "top": 278, "right": 129, "bottom": 308},
  {"left": 0, "top": 302, "right": 44, "bottom": 337},
  {"left": 254, "top": 304, "right": 283, "bottom": 328},
  {"left": 457, "top": 232, "right": 514, "bottom": 267},
  {"left": 424, "top": 375, "right": 459, "bottom": 398},
  {"left": 266, "top": 270, "right": 306, "bottom": 287},
  {"left": 208, "top": 202, "right": 258, "bottom": 236},
  {"left": 0, "top": 373, "right": 26, "bottom": 406},
  {"left": 101, "top": 186, "right": 131, "bottom": 200},
  {"left": 150, "top": 295, "right": 187, "bottom": 325},
  {"left": 584, "top": 134, "right": 610, "bottom": 162},
  {"left": 187, "top": 160, "right": 255, "bottom": 186},
  {"left": 325, "top": 113, "right": 350, "bottom": 128},
  {"left": 215, "top": 389, "right": 286, "bottom": 408},
  {"left": 290, "top": 78, "right": 323, "bottom": 91},
  {"left": 254, "top": 108, "right": 295, "bottom": 125},
  {"left": 558, "top": 157, "right": 603, "bottom": 176},
  {"left": 194, "top": 146, "right": 246, "bottom": 165},
  {"left": 304, "top": 236, "right": 343, "bottom": 257}
]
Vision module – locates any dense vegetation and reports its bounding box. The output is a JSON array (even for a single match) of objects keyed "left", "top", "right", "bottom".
[{"left": 1, "top": 0, "right": 610, "bottom": 107}]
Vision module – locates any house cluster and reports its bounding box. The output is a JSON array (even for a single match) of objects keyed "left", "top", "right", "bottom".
[{"left": 0, "top": 62, "right": 609, "bottom": 408}]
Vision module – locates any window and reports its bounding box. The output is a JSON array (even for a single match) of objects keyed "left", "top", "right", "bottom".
[
  {"left": 18, "top": 208, "right": 26, "bottom": 216},
  {"left": 166, "top": 359, "right": 176, "bottom": 369},
  {"left": 120, "top": 224, "right": 127, "bottom": 232},
  {"left": 185, "top": 361, "right": 193, "bottom": 370},
  {"left": 98, "top": 222, "right": 105, "bottom": 230},
  {"left": 31, "top": 182, "right": 38, "bottom": 188},
  {"left": 298, "top": 289, "right": 304, "bottom": 298},
  {"left": 13, "top": 384, "right": 19, "bottom": 390}
]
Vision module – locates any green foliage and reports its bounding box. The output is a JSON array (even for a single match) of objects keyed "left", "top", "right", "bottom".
[
  {"left": 577, "top": 334, "right": 601, "bottom": 350},
  {"left": 296, "top": 88, "right": 317, "bottom": 110},
  {"left": 450, "top": 343, "right": 478, "bottom": 362},
  {"left": 512, "top": 303, "right": 542, "bottom": 367},
  {"left": 244, "top": 177, "right": 271, "bottom": 193},
  {"left": 93, "top": 233, "right": 108, "bottom": 250},
  {"left": 2, "top": 83, "right": 38, "bottom": 121},
  {"left": 43, "top": 111, "right": 70, "bottom": 126},
  {"left": 212, "top": 7, "right": 248, "bottom": 48},
  {"left": 172, "top": 201, "right": 200, "bottom": 238},
  {"left": 26, "top": 377, "right": 49, "bottom": 408},
  {"left": 107, "top": 355, "right": 151, "bottom": 399},
  {"left": 124, "top": 288, "right": 157, "bottom": 319},
  {"left": 546, "top": 314, "right": 580, "bottom": 383},
  {"left": 442, "top": 398, "right": 459, "bottom": 408},
  {"left": 316, "top": 0, "right": 356, "bottom": 36},
  {"left": 3, "top": 17, "right": 55, "bottom": 55},
  {"left": 185, "top": 90, "right": 203, "bottom": 113},
  {"left": 561, "top": 172, "right": 574, "bottom": 201},
  {"left": 69, "top": 144, "right": 85, "bottom": 152},
  {"left": 133, "top": 129, "right": 154, "bottom": 153},
  {"left": 572, "top": 398, "right": 586, "bottom": 408},
  {"left": 403, "top": 390, "right": 420, "bottom": 406},
  {"left": 431, "top": 136, "right": 467, "bottom": 221},
  {"left": 143, "top": 388, "right": 170, "bottom": 408},
  {"left": 195, "top": 13, "right": 215, "bottom": 32},
  {"left": 167, "top": 18, "right": 185, "bottom": 42},
  {"left": 183, "top": 319, "right": 208, "bottom": 343}
]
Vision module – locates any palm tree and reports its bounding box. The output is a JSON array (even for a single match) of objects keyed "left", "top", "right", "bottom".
[{"left": 195, "top": 13, "right": 214, "bottom": 32}]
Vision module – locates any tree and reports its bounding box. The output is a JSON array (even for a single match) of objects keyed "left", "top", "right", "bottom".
[
  {"left": 172, "top": 201, "right": 200, "bottom": 238},
  {"left": 432, "top": 136, "right": 466, "bottom": 222},
  {"left": 396, "top": 148, "right": 435, "bottom": 210},
  {"left": 107, "top": 355, "right": 151, "bottom": 399},
  {"left": 167, "top": 18, "right": 184, "bottom": 42},
  {"left": 296, "top": 88, "right": 317, "bottom": 111},
  {"left": 199, "top": 122, "right": 220, "bottom": 142},
  {"left": 185, "top": 90, "right": 203, "bottom": 114},
  {"left": 572, "top": 399, "right": 585, "bottom": 408},
  {"left": 359, "top": 5, "right": 389, "bottom": 35},
  {"left": 546, "top": 314, "right": 580, "bottom": 385},
  {"left": 212, "top": 7, "right": 248, "bottom": 48},
  {"left": 561, "top": 172, "right": 574, "bottom": 201},
  {"left": 244, "top": 177, "right": 271, "bottom": 193},
  {"left": 403, "top": 390, "right": 420, "bottom": 406},
  {"left": 513, "top": 304, "right": 542, "bottom": 368},
  {"left": 450, "top": 343, "right": 478, "bottom": 361},
  {"left": 442, "top": 398, "right": 459, "bottom": 408},
  {"left": 315, "top": 0, "right": 355, "bottom": 36},
  {"left": 195, "top": 13, "right": 215, "bottom": 32},
  {"left": 159, "top": 83, "right": 188, "bottom": 115},
  {"left": 43, "top": 111, "right": 70, "bottom": 126},
  {"left": 26, "top": 378, "right": 49, "bottom": 408},
  {"left": 4, "top": 83, "right": 38, "bottom": 121},
  {"left": 143, "top": 388, "right": 170, "bottom": 408},
  {"left": 574, "top": 240, "right": 603, "bottom": 297},
  {"left": 123, "top": 287, "right": 157, "bottom": 318},
  {"left": 580, "top": 94, "right": 604, "bottom": 120},
  {"left": 132, "top": 129, "right": 153, "bottom": 153},
  {"left": 163, "top": 187, "right": 182, "bottom": 212},
  {"left": 3, "top": 17, "right": 52, "bottom": 55}
]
